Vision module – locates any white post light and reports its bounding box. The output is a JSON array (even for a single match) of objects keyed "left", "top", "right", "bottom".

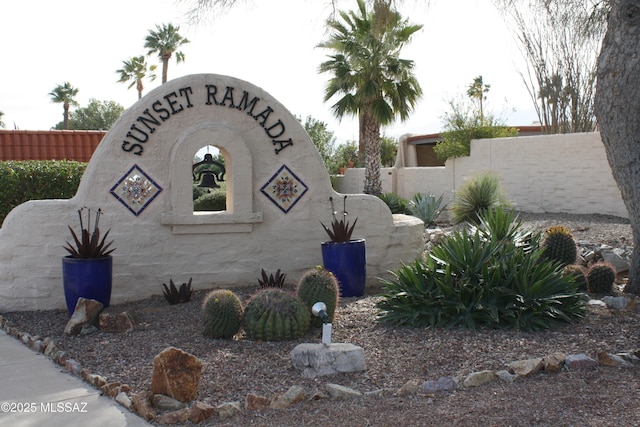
[{"left": 311, "top": 302, "right": 332, "bottom": 345}]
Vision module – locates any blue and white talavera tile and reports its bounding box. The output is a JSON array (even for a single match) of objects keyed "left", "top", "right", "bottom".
[{"left": 110, "top": 164, "right": 162, "bottom": 216}]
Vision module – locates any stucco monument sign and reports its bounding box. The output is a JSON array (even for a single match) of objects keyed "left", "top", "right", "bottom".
[{"left": 0, "top": 74, "right": 424, "bottom": 311}]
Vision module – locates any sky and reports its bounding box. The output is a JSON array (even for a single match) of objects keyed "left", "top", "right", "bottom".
[{"left": 2, "top": 0, "right": 538, "bottom": 144}]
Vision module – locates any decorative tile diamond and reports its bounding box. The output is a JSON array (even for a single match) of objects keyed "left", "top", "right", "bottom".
[
  {"left": 260, "top": 164, "right": 308, "bottom": 214},
  {"left": 110, "top": 164, "right": 162, "bottom": 216}
]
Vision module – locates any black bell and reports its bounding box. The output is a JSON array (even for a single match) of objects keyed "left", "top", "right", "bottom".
[{"left": 198, "top": 171, "right": 220, "bottom": 189}]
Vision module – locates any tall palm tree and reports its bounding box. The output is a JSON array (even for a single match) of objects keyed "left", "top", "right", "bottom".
[
  {"left": 318, "top": 0, "right": 423, "bottom": 195},
  {"left": 0, "top": 111, "right": 5, "bottom": 129},
  {"left": 49, "top": 82, "right": 79, "bottom": 130},
  {"left": 116, "top": 56, "right": 158, "bottom": 99},
  {"left": 144, "top": 23, "right": 190, "bottom": 83},
  {"left": 466, "top": 75, "right": 490, "bottom": 124}
]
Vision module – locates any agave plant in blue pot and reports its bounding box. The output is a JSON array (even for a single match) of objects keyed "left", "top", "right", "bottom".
[
  {"left": 320, "top": 196, "right": 366, "bottom": 297},
  {"left": 62, "top": 207, "right": 115, "bottom": 315}
]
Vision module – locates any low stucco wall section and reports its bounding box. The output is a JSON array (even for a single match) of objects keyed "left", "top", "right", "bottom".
[{"left": 337, "top": 132, "right": 627, "bottom": 218}]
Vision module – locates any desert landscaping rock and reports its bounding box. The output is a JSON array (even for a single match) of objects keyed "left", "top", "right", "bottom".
[
  {"left": 99, "top": 309, "right": 135, "bottom": 332},
  {"left": 216, "top": 401, "right": 241, "bottom": 419},
  {"left": 325, "top": 383, "right": 363, "bottom": 400},
  {"left": 463, "top": 370, "right": 497, "bottom": 387},
  {"left": 564, "top": 353, "right": 598, "bottom": 370},
  {"left": 64, "top": 298, "right": 103, "bottom": 336},
  {"left": 270, "top": 385, "right": 306, "bottom": 409},
  {"left": 245, "top": 393, "right": 270, "bottom": 411},
  {"left": 151, "top": 347, "right": 203, "bottom": 403},
  {"left": 152, "top": 394, "right": 187, "bottom": 411},
  {"left": 508, "top": 358, "right": 544, "bottom": 377},
  {"left": 291, "top": 342, "right": 366, "bottom": 378}
]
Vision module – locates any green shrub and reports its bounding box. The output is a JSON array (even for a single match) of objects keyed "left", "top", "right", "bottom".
[
  {"left": 378, "top": 192, "right": 410, "bottom": 214},
  {"left": 0, "top": 160, "right": 86, "bottom": 225},
  {"left": 193, "top": 190, "right": 226, "bottom": 211},
  {"left": 434, "top": 125, "right": 518, "bottom": 161},
  {"left": 408, "top": 192, "right": 447, "bottom": 227},
  {"left": 193, "top": 184, "right": 209, "bottom": 201},
  {"left": 450, "top": 172, "right": 509, "bottom": 225},
  {"left": 377, "top": 210, "right": 585, "bottom": 331}
]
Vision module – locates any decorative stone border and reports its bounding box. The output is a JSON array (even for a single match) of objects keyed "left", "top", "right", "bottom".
[{"left": 1, "top": 312, "right": 639, "bottom": 425}]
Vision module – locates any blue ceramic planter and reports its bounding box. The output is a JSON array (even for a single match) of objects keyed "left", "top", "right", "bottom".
[
  {"left": 62, "top": 256, "right": 112, "bottom": 315},
  {"left": 321, "top": 238, "right": 366, "bottom": 297}
]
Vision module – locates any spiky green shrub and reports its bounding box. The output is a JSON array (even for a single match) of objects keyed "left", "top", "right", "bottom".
[
  {"left": 450, "top": 172, "right": 509, "bottom": 225},
  {"left": 377, "top": 210, "right": 585, "bottom": 331},
  {"left": 297, "top": 267, "right": 340, "bottom": 328},
  {"left": 541, "top": 226, "right": 577, "bottom": 267},
  {"left": 202, "top": 289, "right": 243, "bottom": 339},
  {"left": 258, "top": 269, "right": 287, "bottom": 289},
  {"left": 193, "top": 190, "right": 226, "bottom": 211},
  {"left": 163, "top": 278, "right": 193, "bottom": 304},
  {"left": 378, "top": 192, "right": 411, "bottom": 214},
  {"left": 586, "top": 263, "right": 616, "bottom": 294},
  {"left": 243, "top": 288, "right": 310, "bottom": 341},
  {"left": 408, "top": 193, "right": 447, "bottom": 228},
  {"left": 563, "top": 265, "right": 588, "bottom": 291},
  {"left": 476, "top": 206, "right": 537, "bottom": 250}
]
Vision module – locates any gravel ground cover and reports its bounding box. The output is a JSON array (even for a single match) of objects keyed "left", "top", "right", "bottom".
[{"left": 3, "top": 212, "right": 640, "bottom": 426}]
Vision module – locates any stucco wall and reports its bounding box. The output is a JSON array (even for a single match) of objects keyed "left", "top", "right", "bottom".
[
  {"left": 0, "top": 74, "right": 424, "bottom": 312},
  {"left": 336, "top": 132, "right": 628, "bottom": 218}
]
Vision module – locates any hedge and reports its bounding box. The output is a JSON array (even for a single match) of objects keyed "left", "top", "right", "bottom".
[{"left": 0, "top": 160, "right": 86, "bottom": 225}]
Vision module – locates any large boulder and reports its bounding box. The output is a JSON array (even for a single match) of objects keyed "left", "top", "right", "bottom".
[{"left": 151, "top": 347, "right": 203, "bottom": 402}]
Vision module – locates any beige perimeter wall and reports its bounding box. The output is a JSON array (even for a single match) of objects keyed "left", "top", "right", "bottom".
[{"left": 337, "top": 132, "right": 628, "bottom": 219}]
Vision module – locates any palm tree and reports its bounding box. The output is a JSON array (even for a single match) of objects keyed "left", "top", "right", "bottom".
[
  {"left": 117, "top": 56, "right": 158, "bottom": 99},
  {"left": 0, "top": 111, "right": 5, "bottom": 129},
  {"left": 144, "top": 23, "right": 190, "bottom": 83},
  {"left": 49, "top": 82, "right": 79, "bottom": 130},
  {"left": 466, "top": 75, "right": 490, "bottom": 124},
  {"left": 318, "top": 0, "right": 423, "bottom": 195}
]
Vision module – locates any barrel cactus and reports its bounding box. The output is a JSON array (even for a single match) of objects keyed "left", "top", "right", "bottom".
[
  {"left": 541, "top": 226, "right": 577, "bottom": 267},
  {"left": 563, "top": 264, "right": 588, "bottom": 291},
  {"left": 586, "top": 263, "right": 616, "bottom": 294},
  {"left": 243, "top": 288, "right": 310, "bottom": 341},
  {"left": 202, "top": 289, "right": 243, "bottom": 339},
  {"left": 296, "top": 267, "right": 340, "bottom": 328}
]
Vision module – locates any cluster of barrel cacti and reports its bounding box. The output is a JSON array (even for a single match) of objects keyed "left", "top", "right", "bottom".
[
  {"left": 549, "top": 226, "right": 617, "bottom": 295},
  {"left": 201, "top": 267, "right": 341, "bottom": 341}
]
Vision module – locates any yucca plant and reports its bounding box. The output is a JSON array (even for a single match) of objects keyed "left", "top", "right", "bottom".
[
  {"left": 258, "top": 268, "right": 286, "bottom": 289},
  {"left": 476, "top": 205, "right": 539, "bottom": 252},
  {"left": 320, "top": 195, "right": 358, "bottom": 242},
  {"left": 450, "top": 172, "right": 509, "bottom": 225},
  {"left": 64, "top": 207, "right": 115, "bottom": 258},
  {"left": 408, "top": 192, "right": 447, "bottom": 227},
  {"left": 162, "top": 278, "right": 193, "bottom": 304}
]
